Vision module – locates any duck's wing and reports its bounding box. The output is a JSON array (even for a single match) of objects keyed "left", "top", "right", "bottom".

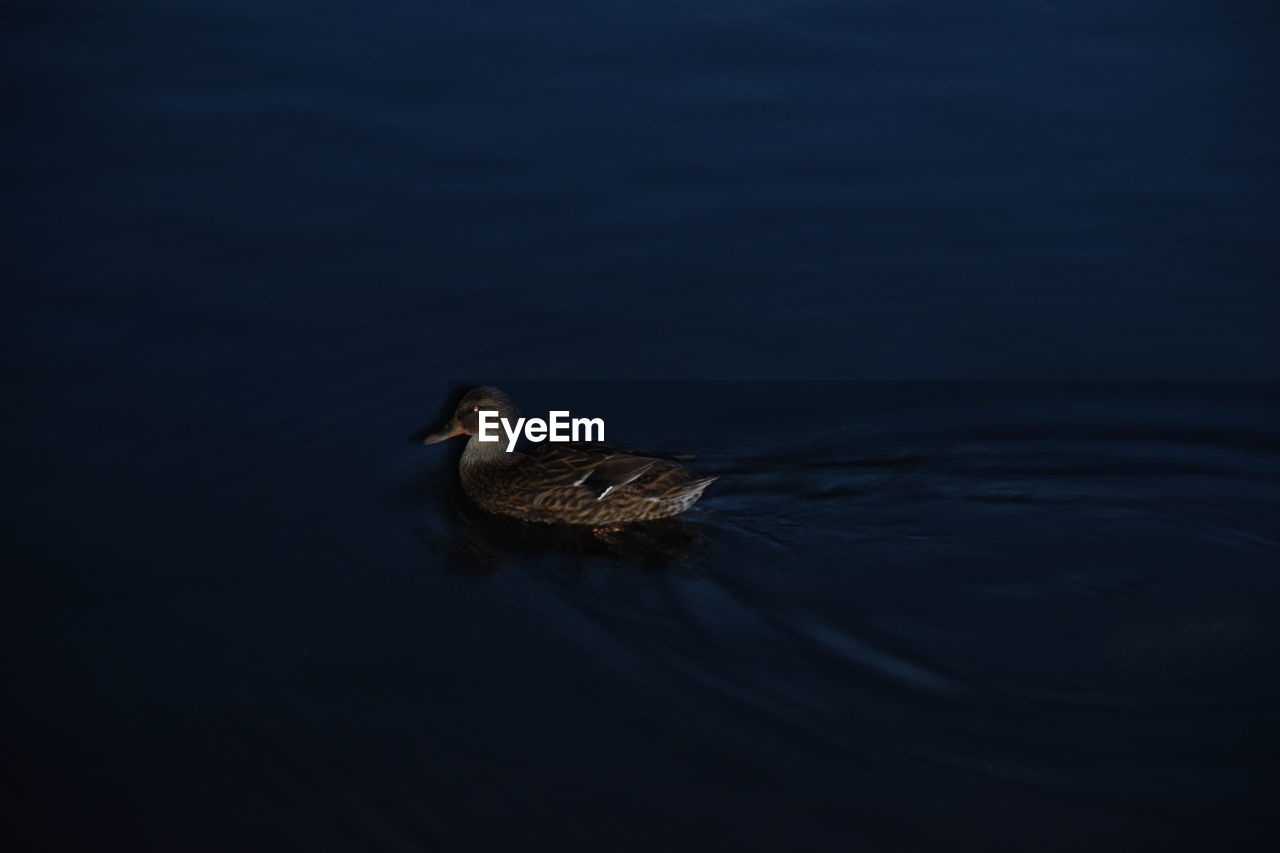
[
  {"left": 580, "top": 455, "right": 659, "bottom": 500},
  {"left": 520, "top": 445, "right": 662, "bottom": 501}
]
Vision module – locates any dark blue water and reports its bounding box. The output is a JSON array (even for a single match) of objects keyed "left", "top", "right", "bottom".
[{"left": 6, "top": 2, "right": 1280, "bottom": 851}]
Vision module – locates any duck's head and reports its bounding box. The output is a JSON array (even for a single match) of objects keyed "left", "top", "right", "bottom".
[{"left": 423, "top": 386, "right": 521, "bottom": 445}]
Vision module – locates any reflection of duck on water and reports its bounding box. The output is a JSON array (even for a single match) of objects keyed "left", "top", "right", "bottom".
[
  {"left": 420, "top": 477, "right": 708, "bottom": 573},
  {"left": 422, "top": 387, "right": 717, "bottom": 530}
]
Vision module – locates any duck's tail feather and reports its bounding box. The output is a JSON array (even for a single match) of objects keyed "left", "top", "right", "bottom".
[{"left": 655, "top": 476, "right": 718, "bottom": 515}]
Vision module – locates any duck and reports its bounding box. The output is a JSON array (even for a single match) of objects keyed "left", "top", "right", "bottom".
[{"left": 422, "top": 387, "right": 717, "bottom": 526}]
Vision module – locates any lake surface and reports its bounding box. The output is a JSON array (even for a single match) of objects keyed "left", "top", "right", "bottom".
[{"left": 6, "top": 1, "right": 1280, "bottom": 851}]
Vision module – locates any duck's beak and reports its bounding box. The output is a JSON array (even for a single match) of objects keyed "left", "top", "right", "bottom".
[{"left": 423, "top": 418, "right": 466, "bottom": 445}]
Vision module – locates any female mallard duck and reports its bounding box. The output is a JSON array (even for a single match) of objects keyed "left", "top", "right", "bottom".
[{"left": 422, "top": 387, "right": 717, "bottom": 526}]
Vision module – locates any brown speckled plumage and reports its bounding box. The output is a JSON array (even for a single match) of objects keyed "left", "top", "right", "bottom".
[{"left": 423, "top": 387, "right": 717, "bottom": 525}]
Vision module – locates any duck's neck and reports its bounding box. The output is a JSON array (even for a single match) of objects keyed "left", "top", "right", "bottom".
[{"left": 460, "top": 434, "right": 521, "bottom": 469}]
